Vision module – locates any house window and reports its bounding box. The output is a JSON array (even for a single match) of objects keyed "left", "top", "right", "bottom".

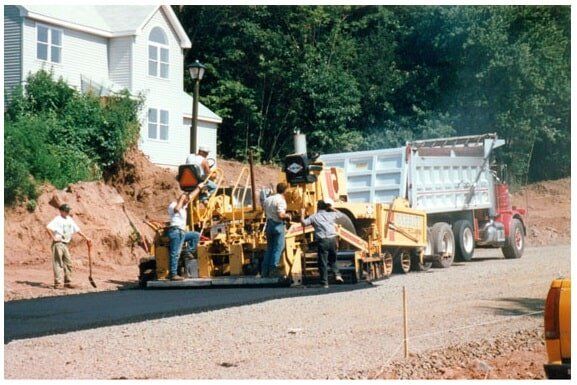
[
  {"left": 148, "top": 108, "right": 169, "bottom": 140},
  {"left": 37, "top": 24, "right": 62, "bottom": 63},
  {"left": 148, "top": 27, "right": 169, "bottom": 79}
]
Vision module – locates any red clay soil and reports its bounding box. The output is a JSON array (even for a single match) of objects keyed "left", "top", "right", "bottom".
[
  {"left": 3, "top": 151, "right": 569, "bottom": 301},
  {"left": 512, "top": 178, "right": 571, "bottom": 246}
]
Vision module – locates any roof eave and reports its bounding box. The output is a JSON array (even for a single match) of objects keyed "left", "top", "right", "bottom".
[
  {"left": 183, "top": 113, "right": 223, "bottom": 124},
  {"left": 24, "top": 11, "right": 120, "bottom": 38},
  {"left": 138, "top": 5, "right": 191, "bottom": 49}
]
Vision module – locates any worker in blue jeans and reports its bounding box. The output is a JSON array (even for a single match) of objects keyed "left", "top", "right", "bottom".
[
  {"left": 166, "top": 185, "right": 203, "bottom": 280},
  {"left": 261, "top": 183, "right": 291, "bottom": 278}
]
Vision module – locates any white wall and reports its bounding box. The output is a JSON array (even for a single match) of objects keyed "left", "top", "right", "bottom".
[
  {"left": 133, "top": 8, "right": 186, "bottom": 166},
  {"left": 4, "top": 5, "right": 22, "bottom": 105},
  {"left": 21, "top": 17, "right": 109, "bottom": 89},
  {"left": 108, "top": 36, "right": 133, "bottom": 90}
]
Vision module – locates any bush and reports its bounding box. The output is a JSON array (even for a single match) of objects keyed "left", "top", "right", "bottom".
[{"left": 4, "top": 70, "right": 143, "bottom": 204}]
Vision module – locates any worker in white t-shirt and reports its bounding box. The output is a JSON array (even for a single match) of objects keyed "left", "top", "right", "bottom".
[
  {"left": 46, "top": 204, "right": 91, "bottom": 289},
  {"left": 185, "top": 145, "right": 217, "bottom": 204},
  {"left": 166, "top": 184, "right": 204, "bottom": 281}
]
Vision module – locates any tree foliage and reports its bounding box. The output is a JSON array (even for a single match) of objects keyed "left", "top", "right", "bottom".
[
  {"left": 176, "top": 5, "right": 569, "bottom": 182},
  {"left": 4, "top": 70, "right": 143, "bottom": 204}
]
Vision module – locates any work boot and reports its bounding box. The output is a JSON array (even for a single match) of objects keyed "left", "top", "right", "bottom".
[
  {"left": 64, "top": 282, "right": 78, "bottom": 289},
  {"left": 335, "top": 275, "right": 344, "bottom": 284},
  {"left": 54, "top": 283, "right": 64, "bottom": 289},
  {"left": 170, "top": 275, "right": 185, "bottom": 281}
]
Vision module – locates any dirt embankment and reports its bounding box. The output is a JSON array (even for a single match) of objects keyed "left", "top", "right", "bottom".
[
  {"left": 4, "top": 149, "right": 280, "bottom": 301},
  {"left": 512, "top": 178, "right": 571, "bottom": 246}
]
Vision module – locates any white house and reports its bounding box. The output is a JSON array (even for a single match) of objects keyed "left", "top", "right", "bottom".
[{"left": 4, "top": 5, "right": 222, "bottom": 166}]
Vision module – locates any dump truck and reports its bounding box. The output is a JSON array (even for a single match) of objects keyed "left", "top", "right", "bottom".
[
  {"left": 319, "top": 133, "right": 526, "bottom": 269},
  {"left": 139, "top": 134, "right": 434, "bottom": 288}
]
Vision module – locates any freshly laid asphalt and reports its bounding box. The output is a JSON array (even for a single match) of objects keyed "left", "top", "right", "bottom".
[{"left": 4, "top": 283, "right": 373, "bottom": 343}]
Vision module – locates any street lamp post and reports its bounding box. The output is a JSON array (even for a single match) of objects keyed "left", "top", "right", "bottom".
[{"left": 187, "top": 60, "right": 206, "bottom": 154}]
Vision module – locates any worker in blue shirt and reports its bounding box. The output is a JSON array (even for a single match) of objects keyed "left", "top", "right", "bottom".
[{"left": 301, "top": 198, "right": 345, "bottom": 288}]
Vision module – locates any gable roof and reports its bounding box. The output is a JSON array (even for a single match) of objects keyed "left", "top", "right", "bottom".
[
  {"left": 16, "top": 5, "right": 191, "bottom": 48},
  {"left": 181, "top": 92, "right": 223, "bottom": 124}
]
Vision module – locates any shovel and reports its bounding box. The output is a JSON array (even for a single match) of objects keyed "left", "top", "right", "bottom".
[{"left": 87, "top": 240, "right": 97, "bottom": 288}]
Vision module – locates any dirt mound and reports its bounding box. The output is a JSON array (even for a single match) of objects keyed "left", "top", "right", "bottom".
[
  {"left": 106, "top": 147, "right": 181, "bottom": 221},
  {"left": 216, "top": 159, "right": 280, "bottom": 191},
  {"left": 4, "top": 181, "right": 148, "bottom": 267},
  {"left": 512, "top": 177, "right": 570, "bottom": 246}
]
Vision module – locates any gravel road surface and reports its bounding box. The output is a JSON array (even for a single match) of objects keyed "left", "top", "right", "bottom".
[{"left": 5, "top": 244, "right": 570, "bottom": 379}]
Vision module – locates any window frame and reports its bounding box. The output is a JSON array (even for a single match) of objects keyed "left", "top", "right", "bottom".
[
  {"left": 147, "top": 27, "right": 169, "bottom": 80},
  {"left": 36, "top": 22, "right": 63, "bottom": 64},
  {"left": 147, "top": 107, "right": 169, "bottom": 141}
]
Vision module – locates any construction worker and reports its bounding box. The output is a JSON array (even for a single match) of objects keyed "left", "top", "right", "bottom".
[
  {"left": 166, "top": 185, "right": 204, "bottom": 281},
  {"left": 300, "top": 198, "right": 345, "bottom": 288},
  {"left": 185, "top": 145, "right": 217, "bottom": 204},
  {"left": 46, "top": 204, "right": 91, "bottom": 289},
  {"left": 261, "top": 182, "right": 291, "bottom": 278}
]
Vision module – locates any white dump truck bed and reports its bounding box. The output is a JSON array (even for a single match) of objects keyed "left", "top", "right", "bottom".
[{"left": 319, "top": 134, "right": 505, "bottom": 215}]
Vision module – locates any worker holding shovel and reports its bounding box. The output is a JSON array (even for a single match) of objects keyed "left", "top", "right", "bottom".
[{"left": 46, "top": 204, "right": 91, "bottom": 289}]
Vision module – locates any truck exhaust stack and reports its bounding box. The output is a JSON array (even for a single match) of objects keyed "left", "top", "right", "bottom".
[{"left": 294, "top": 130, "right": 307, "bottom": 155}]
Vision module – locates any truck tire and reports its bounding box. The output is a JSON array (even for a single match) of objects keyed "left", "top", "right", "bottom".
[
  {"left": 412, "top": 228, "right": 433, "bottom": 271},
  {"left": 335, "top": 212, "right": 357, "bottom": 235},
  {"left": 393, "top": 249, "right": 411, "bottom": 274},
  {"left": 411, "top": 250, "right": 431, "bottom": 272},
  {"left": 502, "top": 218, "right": 524, "bottom": 259},
  {"left": 431, "top": 222, "right": 455, "bottom": 268},
  {"left": 453, "top": 220, "right": 475, "bottom": 262}
]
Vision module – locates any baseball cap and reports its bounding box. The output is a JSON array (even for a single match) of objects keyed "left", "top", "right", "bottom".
[
  {"left": 323, "top": 198, "right": 334, "bottom": 207},
  {"left": 198, "top": 145, "right": 210, "bottom": 153},
  {"left": 59, "top": 203, "right": 71, "bottom": 212}
]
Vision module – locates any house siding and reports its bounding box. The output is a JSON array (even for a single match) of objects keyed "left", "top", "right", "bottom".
[
  {"left": 4, "top": 5, "right": 22, "bottom": 105},
  {"left": 180, "top": 117, "right": 218, "bottom": 165},
  {"left": 21, "top": 17, "right": 109, "bottom": 90},
  {"left": 135, "top": 8, "right": 191, "bottom": 166},
  {"left": 109, "top": 36, "right": 133, "bottom": 90}
]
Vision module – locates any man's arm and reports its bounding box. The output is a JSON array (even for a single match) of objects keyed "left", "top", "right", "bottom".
[
  {"left": 201, "top": 158, "right": 211, "bottom": 176},
  {"left": 77, "top": 231, "right": 91, "bottom": 244},
  {"left": 277, "top": 199, "right": 291, "bottom": 221},
  {"left": 174, "top": 193, "right": 188, "bottom": 211},
  {"left": 300, "top": 208, "right": 312, "bottom": 226},
  {"left": 46, "top": 228, "right": 58, "bottom": 242}
]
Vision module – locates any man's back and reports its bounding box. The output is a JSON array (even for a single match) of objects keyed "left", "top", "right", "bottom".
[
  {"left": 303, "top": 210, "right": 343, "bottom": 239},
  {"left": 185, "top": 154, "right": 207, "bottom": 176},
  {"left": 264, "top": 194, "right": 286, "bottom": 223}
]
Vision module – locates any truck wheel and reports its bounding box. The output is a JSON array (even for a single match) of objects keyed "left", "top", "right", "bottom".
[
  {"left": 431, "top": 222, "right": 455, "bottom": 268},
  {"left": 411, "top": 249, "right": 431, "bottom": 272},
  {"left": 502, "top": 218, "right": 524, "bottom": 259},
  {"left": 453, "top": 220, "right": 475, "bottom": 262},
  {"left": 335, "top": 213, "right": 357, "bottom": 235},
  {"left": 393, "top": 249, "right": 411, "bottom": 274}
]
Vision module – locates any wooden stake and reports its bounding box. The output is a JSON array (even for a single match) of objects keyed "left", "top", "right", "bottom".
[{"left": 403, "top": 286, "right": 409, "bottom": 358}]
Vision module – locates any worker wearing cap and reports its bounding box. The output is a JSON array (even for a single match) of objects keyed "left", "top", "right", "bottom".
[
  {"left": 46, "top": 204, "right": 91, "bottom": 289},
  {"left": 261, "top": 182, "right": 291, "bottom": 278},
  {"left": 185, "top": 145, "right": 217, "bottom": 204},
  {"left": 166, "top": 185, "right": 204, "bottom": 281},
  {"left": 301, "top": 198, "right": 345, "bottom": 288}
]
